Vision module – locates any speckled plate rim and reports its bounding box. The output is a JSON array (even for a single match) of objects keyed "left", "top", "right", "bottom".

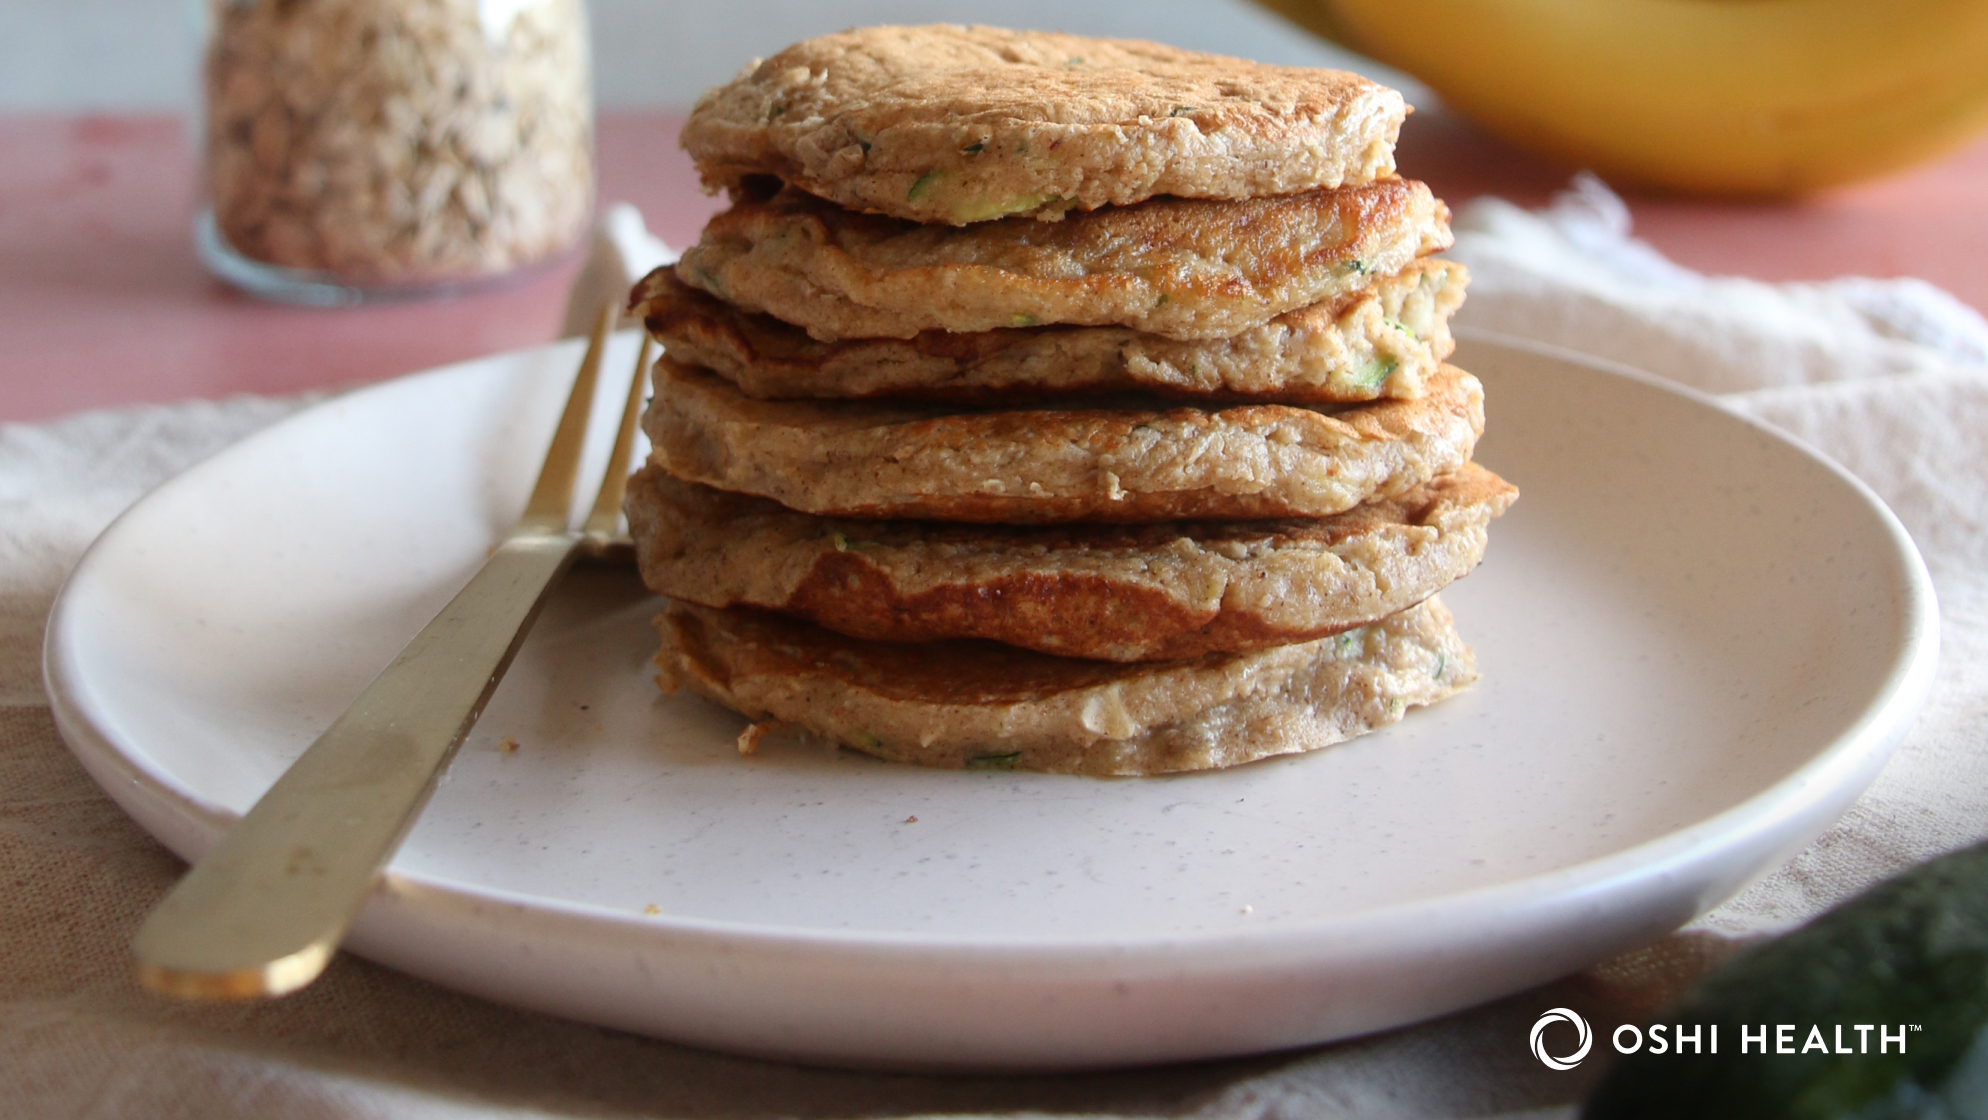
[{"left": 43, "top": 331, "right": 1940, "bottom": 1069}]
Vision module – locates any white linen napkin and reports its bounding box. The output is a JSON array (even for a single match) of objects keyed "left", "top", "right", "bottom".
[
  {"left": 1452, "top": 174, "right": 1988, "bottom": 393},
  {"left": 558, "top": 201, "right": 678, "bottom": 336},
  {"left": 5, "top": 183, "right": 1987, "bottom": 1118}
]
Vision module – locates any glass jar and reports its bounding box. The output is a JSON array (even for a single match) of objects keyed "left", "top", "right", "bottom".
[{"left": 196, "top": 0, "right": 594, "bottom": 305}]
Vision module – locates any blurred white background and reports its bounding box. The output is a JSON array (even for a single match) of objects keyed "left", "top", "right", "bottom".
[{"left": 1, "top": 0, "right": 1423, "bottom": 109}]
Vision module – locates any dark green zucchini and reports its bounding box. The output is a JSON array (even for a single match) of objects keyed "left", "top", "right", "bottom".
[{"left": 1584, "top": 840, "right": 1988, "bottom": 1119}]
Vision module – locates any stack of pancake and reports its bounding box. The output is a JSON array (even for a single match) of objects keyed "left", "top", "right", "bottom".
[{"left": 625, "top": 26, "right": 1516, "bottom": 776}]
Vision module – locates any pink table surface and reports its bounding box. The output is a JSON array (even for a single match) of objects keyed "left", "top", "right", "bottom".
[{"left": 3, "top": 109, "right": 1986, "bottom": 423}]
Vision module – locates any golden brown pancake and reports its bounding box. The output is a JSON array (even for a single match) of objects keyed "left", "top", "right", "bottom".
[
  {"left": 680, "top": 25, "right": 1407, "bottom": 225},
  {"left": 655, "top": 597, "right": 1474, "bottom": 775},
  {"left": 633, "top": 260, "right": 1466, "bottom": 404},
  {"left": 642, "top": 359, "right": 1484, "bottom": 524},
  {"left": 674, "top": 179, "right": 1451, "bottom": 341},
  {"left": 627, "top": 463, "right": 1514, "bottom": 661}
]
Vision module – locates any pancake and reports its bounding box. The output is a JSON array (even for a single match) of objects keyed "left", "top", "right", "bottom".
[
  {"left": 653, "top": 596, "right": 1475, "bottom": 776},
  {"left": 680, "top": 25, "right": 1407, "bottom": 225},
  {"left": 633, "top": 260, "right": 1466, "bottom": 404},
  {"left": 674, "top": 179, "right": 1451, "bottom": 341},
  {"left": 627, "top": 463, "right": 1514, "bottom": 661},
  {"left": 643, "top": 359, "right": 1484, "bottom": 524}
]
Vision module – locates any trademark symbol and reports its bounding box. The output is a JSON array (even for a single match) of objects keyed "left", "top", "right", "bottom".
[{"left": 1911, "top": 1024, "right": 1923, "bottom": 1031}]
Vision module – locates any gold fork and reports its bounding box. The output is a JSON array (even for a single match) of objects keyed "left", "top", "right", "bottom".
[{"left": 133, "top": 305, "right": 655, "bottom": 999}]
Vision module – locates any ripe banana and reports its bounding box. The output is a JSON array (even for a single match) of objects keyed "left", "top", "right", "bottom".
[{"left": 1257, "top": 0, "right": 1988, "bottom": 196}]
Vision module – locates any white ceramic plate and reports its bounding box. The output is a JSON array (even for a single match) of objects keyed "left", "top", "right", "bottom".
[{"left": 45, "top": 331, "right": 1938, "bottom": 1070}]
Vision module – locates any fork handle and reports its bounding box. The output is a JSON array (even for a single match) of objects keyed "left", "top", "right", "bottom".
[{"left": 133, "top": 533, "right": 580, "bottom": 998}]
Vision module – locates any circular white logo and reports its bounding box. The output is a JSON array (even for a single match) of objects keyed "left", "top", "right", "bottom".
[{"left": 1530, "top": 1008, "right": 1594, "bottom": 1071}]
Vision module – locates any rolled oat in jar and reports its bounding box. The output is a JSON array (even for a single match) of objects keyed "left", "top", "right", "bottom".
[{"left": 200, "top": 0, "right": 594, "bottom": 299}]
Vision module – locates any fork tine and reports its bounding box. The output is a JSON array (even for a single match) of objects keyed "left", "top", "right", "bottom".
[
  {"left": 581, "top": 333, "right": 655, "bottom": 547},
  {"left": 517, "top": 302, "right": 617, "bottom": 536}
]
